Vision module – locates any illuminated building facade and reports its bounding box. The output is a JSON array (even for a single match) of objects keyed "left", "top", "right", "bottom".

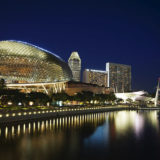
[
  {"left": 115, "top": 91, "right": 154, "bottom": 103},
  {"left": 0, "top": 40, "right": 72, "bottom": 93},
  {"left": 68, "top": 51, "right": 81, "bottom": 82},
  {"left": 83, "top": 69, "right": 108, "bottom": 87},
  {"left": 65, "top": 81, "right": 112, "bottom": 96},
  {"left": 106, "top": 62, "right": 131, "bottom": 92}
]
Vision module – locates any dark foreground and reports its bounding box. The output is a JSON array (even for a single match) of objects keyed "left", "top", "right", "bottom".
[{"left": 0, "top": 110, "right": 160, "bottom": 160}]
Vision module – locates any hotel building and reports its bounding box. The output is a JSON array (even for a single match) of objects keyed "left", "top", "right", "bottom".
[
  {"left": 83, "top": 69, "right": 108, "bottom": 87},
  {"left": 106, "top": 62, "right": 131, "bottom": 92}
]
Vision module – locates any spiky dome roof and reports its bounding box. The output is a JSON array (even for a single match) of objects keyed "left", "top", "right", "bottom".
[{"left": 0, "top": 40, "right": 72, "bottom": 83}]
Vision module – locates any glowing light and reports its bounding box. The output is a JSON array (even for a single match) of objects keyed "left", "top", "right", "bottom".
[
  {"left": 8, "top": 101, "right": 12, "bottom": 105},
  {"left": 5, "top": 127, "right": 8, "bottom": 138},
  {"left": 23, "top": 124, "right": 26, "bottom": 134},
  {"left": 33, "top": 122, "right": 36, "bottom": 132},
  {"left": 28, "top": 123, "right": 31, "bottom": 133},
  {"left": 29, "top": 101, "right": 34, "bottom": 106},
  {"left": 6, "top": 114, "right": 9, "bottom": 117},
  {"left": 134, "top": 114, "right": 144, "bottom": 138},
  {"left": 17, "top": 125, "right": 20, "bottom": 135},
  {"left": 38, "top": 122, "right": 40, "bottom": 131},
  {"left": 18, "top": 102, "right": 22, "bottom": 106},
  {"left": 114, "top": 111, "right": 137, "bottom": 134},
  {"left": 12, "top": 113, "right": 15, "bottom": 117}
]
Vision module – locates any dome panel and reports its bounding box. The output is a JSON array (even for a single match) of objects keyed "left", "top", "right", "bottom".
[{"left": 0, "top": 40, "right": 72, "bottom": 83}]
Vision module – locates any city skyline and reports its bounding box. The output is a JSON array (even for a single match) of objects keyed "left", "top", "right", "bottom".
[{"left": 1, "top": 0, "right": 160, "bottom": 92}]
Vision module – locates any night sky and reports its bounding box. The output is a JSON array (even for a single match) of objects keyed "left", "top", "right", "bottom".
[{"left": 1, "top": 0, "right": 160, "bottom": 92}]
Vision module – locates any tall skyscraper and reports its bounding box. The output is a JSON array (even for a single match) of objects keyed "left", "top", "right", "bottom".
[
  {"left": 68, "top": 51, "right": 81, "bottom": 81},
  {"left": 106, "top": 62, "right": 131, "bottom": 92},
  {"left": 83, "top": 69, "right": 108, "bottom": 87}
]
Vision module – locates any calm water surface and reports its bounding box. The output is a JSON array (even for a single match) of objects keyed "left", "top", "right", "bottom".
[{"left": 0, "top": 110, "right": 160, "bottom": 160}]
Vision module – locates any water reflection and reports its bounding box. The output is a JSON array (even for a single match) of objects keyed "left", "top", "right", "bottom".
[
  {"left": 0, "top": 113, "right": 107, "bottom": 140},
  {"left": 111, "top": 111, "right": 159, "bottom": 138},
  {"left": 0, "top": 111, "right": 160, "bottom": 160}
]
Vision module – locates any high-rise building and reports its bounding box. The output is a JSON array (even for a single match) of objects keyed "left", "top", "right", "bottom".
[
  {"left": 68, "top": 51, "right": 81, "bottom": 81},
  {"left": 65, "top": 81, "right": 113, "bottom": 96},
  {"left": 106, "top": 62, "right": 131, "bottom": 92},
  {"left": 83, "top": 69, "right": 108, "bottom": 87}
]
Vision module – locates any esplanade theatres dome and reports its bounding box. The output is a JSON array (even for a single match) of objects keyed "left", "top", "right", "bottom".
[{"left": 0, "top": 40, "right": 72, "bottom": 83}]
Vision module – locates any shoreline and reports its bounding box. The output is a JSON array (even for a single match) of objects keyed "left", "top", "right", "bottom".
[{"left": 0, "top": 105, "right": 159, "bottom": 123}]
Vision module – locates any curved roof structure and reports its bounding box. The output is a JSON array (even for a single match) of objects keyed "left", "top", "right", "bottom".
[
  {"left": 115, "top": 91, "right": 154, "bottom": 102},
  {"left": 0, "top": 40, "right": 72, "bottom": 83}
]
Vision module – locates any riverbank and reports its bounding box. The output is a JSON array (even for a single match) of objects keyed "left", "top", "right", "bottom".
[
  {"left": 0, "top": 105, "right": 159, "bottom": 123},
  {"left": 0, "top": 105, "right": 128, "bottom": 123}
]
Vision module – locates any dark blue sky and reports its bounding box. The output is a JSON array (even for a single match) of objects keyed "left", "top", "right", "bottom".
[{"left": 1, "top": 0, "right": 160, "bottom": 92}]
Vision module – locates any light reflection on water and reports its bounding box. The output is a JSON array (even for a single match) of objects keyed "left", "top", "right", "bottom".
[
  {"left": 0, "top": 111, "right": 160, "bottom": 160},
  {"left": 113, "top": 111, "right": 159, "bottom": 137},
  {"left": 0, "top": 113, "right": 107, "bottom": 140}
]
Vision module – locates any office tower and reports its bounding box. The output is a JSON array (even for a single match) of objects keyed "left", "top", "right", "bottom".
[
  {"left": 83, "top": 69, "right": 108, "bottom": 87},
  {"left": 106, "top": 62, "right": 131, "bottom": 92},
  {"left": 68, "top": 51, "right": 81, "bottom": 81}
]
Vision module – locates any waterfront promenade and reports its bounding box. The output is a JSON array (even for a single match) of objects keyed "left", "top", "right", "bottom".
[
  {"left": 0, "top": 105, "right": 159, "bottom": 123},
  {"left": 0, "top": 105, "right": 127, "bottom": 123}
]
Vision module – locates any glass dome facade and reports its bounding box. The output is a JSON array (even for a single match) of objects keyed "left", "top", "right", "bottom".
[{"left": 0, "top": 40, "right": 72, "bottom": 83}]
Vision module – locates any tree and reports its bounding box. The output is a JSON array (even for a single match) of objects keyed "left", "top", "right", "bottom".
[
  {"left": 74, "top": 92, "right": 84, "bottom": 102},
  {"left": 81, "top": 91, "right": 94, "bottom": 104},
  {"left": 108, "top": 92, "right": 116, "bottom": 101},
  {"left": 52, "top": 92, "right": 69, "bottom": 102},
  {"left": 126, "top": 98, "right": 133, "bottom": 104},
  {"left": 28, "top": 92, "right": 51, "bottom": 105},
  {"left": 0, "top": 79, "right": 6, "bottom": 90},
  {"left": 0, "top": 89, "right": 27, "bottom": 106},
  {"left": 116, "top": 98, "right": 123, "bottom": 103},
  {"left": 93, "top": 92, "right": 116, "bottom": 104}
]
